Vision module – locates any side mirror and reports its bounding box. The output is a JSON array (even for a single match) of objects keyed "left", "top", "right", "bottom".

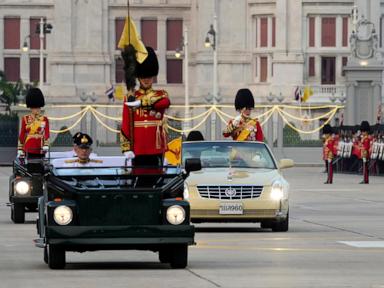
[
  {"left": 185, "top": 158, "right": 201, "bottom": 174},
  {"left": 279, "top": 159, "right": 294, "bottom": 169}
]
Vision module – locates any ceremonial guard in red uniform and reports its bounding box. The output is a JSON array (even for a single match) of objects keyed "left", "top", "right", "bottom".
[
  {"left": 223, "top": 88, "right": 263, "bottom": 141},
  {"left": 322, "top": 124, "right": 336, "bottom": 184},
  {"left": 120, "top": 47, "right": 170, "bottom": 166},
  {"left": 359, "top": 121, "right": 371, "bottom": 184},
  {"left": 18, "top": 88, "right": 50, "bottom": 158}
]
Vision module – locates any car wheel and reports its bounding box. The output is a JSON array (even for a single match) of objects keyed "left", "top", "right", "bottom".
[
  {"left": 272, "top": 214, "right": 289, "bottom": 232},
  {"left": 48, "top": 245, "right": 66, "bottom": 269},
  {"left": 159, "top": 247, "right": 171, "bottom": 263},
  {"left": 169, "top": 244, "right": 188, "bottom": 269},
  {"left": 44, "top": 246, "right": 48, "bottom": 264},
  {"left": 12, "top": 204, "right": 25, "bottom": 224}
]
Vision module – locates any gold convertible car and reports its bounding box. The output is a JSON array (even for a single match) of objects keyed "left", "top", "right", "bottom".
[{"left": 182, "top": 141, "right": 294, "bottom": 232}]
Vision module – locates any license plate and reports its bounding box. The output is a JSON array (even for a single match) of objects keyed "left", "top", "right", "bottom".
[{"left": 219, "top": 202, "right": 243, "bottom": 215}]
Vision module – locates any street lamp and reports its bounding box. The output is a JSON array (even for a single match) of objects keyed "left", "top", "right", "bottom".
[
  {"left": 175, "top": 27, "right": 190, "bottom": 131},
  {"left": 205, "top": 18, "right": 218, "bottom": 140},
  {"left": 22, "top": 18, "right": 53, "bottom": 89}
]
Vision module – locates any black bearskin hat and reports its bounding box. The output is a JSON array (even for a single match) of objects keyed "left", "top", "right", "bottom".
[
  {"left": 234, "top": 88, "right": 255, "bottom": 111},
  {"left": 360, "top": 121, "right": 371, "bottom": 133},
  {"left": 136, "top": 47, "right": 159, "bottom": 78},
  {"left": 322, "top": 124, "right": 333, "bottom": 135},
  {"left": 25, "top": 88, "right": 45, "bottom": 108},
  {"left": 186, "top": 130, "right": 204, "bottom": 141}
]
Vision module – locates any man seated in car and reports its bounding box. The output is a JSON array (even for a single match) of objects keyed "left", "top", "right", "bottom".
[{"left": 62, "top": 133, "right": 103, "bottom": 167}]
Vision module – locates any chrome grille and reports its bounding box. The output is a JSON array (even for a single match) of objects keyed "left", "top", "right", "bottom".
[{"left": 197, "top": 185, "right": 263, "bottom": 199}]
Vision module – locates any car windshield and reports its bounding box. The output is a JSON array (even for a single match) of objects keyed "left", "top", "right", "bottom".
[
  {"left": 182, "top": 141, "right": 276, "bottom": 169},
  {"left": 53, "top": 166, "right": 182, "bottom": 177}
]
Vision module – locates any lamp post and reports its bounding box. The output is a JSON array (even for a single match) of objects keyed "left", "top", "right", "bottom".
[
  {"left": 175, "top": 27, "right": 190, "bottom": 132},
  {"left": 22, "top": 18, "right": 52, "bottom": 89},
  {"left": 205, "top": 16, "right": 218, "bottom": 140}
]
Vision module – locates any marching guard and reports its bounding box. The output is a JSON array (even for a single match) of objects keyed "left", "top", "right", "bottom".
[
  {"left": 359, "top": 121, "right": 371, "bottom": 184},
  {"left": 18, "top": 88, "right": 50, "bottom": 158},
  {"left": 223, "top": 88, "right": 264, "bottom": 141},
  {"left": 322, "top": 124, "right": 336, "bottom": 184}
]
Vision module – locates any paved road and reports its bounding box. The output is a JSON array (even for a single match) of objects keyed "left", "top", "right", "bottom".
[{"left": 1, "top": 166, "right": 384, "bottom": 288}]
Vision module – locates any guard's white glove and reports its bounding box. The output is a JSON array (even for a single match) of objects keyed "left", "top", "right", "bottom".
[
  {"left": 17, "top": 149, "right": 25, "bottom": 158},
  {"left": 124, "top": 151, "right": 135, "bottom": 160},
  {"left": 232, "top": 115, "right": 242, "bottom": 127},
  {"left": 125, "top": 100, "right": 141, "bottom": 108},
  {"left": 42, "top": 145, "right": 49, "bottom": 152}
]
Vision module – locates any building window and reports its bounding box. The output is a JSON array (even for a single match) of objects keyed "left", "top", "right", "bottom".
[
  {"left": 141, "top": 19, "right": 157, "bottom": 49},
  {"left": 4, "top": 17, "right": 20, "bottom": 49},
  {"left": 166, "top": 19, "right": 182, "bottom": 51},
  {"left": 272, "top": 17, "right": 276, "bottom": 47},
  {"left": 308, "top": 57, "right": 315, "bottom": 77},
  {"left": 341, "top": 57, "right": 348, "bottom": 76},
  {"left": 30, "top": 58, "right": 46, "bottom": 83},
  {"left": 321, "top": 17, "right": 336, "bottom": 47},
  {"left": 342, "top": 17, "right": 348, "bottom": 47},
  {"left": 4, "top": 58, "right": 20, "bottom": 82},
  {"left": 115, "top": 18, "right": 125, "bottom": 49},
  {"left": 380, "top": 17, "right": 383, "bottom": 48},
  {"left": 166, "top": 59, "right": 182, "bottom": 83},
  {"left": 260, "top": 57, "right": 268, "bottom": 82},
  {"left": 260, "top": 18, "right": 268, "bottom": 47},
  {"left": 30, "top": 18, "right": 46, "bottom": 50},
  {"left": 309, "top": 17, "right": 315, "bottom": 47},
  {"left": 321, "top": 57, "right": 335, "bottom": 84},
  {"left": 115, "top": 57, "right": 124, "bottom": 83}
]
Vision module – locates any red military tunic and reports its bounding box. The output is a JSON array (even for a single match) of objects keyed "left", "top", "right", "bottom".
[
  {"left": 223, "top": 115, "right": 263, "bottom": 141},
  {"left": 359, "top": 134, "right": 371, "bottom": 160},
  {"left": 120, "top": 88, "right": 170, "bottom": 156},
  {"left": 18, "top": 113, "right": 50, "bottom": 155},
  {"left": 323, "top": 135, "right": 336, "bottom": 160}
]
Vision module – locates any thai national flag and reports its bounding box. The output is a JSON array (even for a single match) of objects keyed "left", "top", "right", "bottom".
[{"left": 105, "top": 86, "right": 114, "bottom": 102}]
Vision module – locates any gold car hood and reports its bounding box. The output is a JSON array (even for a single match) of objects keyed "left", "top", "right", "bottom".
[{"left": 186, "top": 168, "right": 281, "bottom": 186}]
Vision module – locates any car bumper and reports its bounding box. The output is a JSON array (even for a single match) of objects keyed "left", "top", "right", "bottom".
[
  {"left": 42, "top": 225, "right": 195, "bottom": 246},
  {"left": 10, "top": 195, "right": 40, "bottom": 204},
  {"left": 190, "top": 198, "right": 288, "bottom": 221}
]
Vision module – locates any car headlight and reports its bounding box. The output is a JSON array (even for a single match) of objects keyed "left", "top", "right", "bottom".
[
  {"left": 183, "top": 183, "right": 189, "bottom": 199},
  {"left": 53, "top": 205, "right": 73, "bottom": 225},
  {"left": 271, "top": 181, "right": 284, "bottom": 201},
  {"left": 166, "top": 205, "right": 186, "bottom": 225},
  {"left": 14, "top": 180, "right": 30, "bottom": 195}
]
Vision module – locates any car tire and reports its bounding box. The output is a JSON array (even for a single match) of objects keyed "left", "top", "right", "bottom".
[
  {"left": 48, "top": 245, "right": 66, "bottom": 269},
  {"left": 159, "top": 247, "right": 171, "bottom": 263},
  {"left": 44, "top": 246, "right": 48, "bottom": 264},
  {"left": 12, "top": 203, "right": 25, "bottom": 224},
  {"left": 271, "top": 213, "right": 289, "bottom": 232},
  {"left": 169, "top": 244, "right": 188, "bottom": 269}
]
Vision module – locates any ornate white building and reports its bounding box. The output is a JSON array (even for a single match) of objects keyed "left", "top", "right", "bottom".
[{"left": 0, "top": 0, "right": 383, "bottom": 115}]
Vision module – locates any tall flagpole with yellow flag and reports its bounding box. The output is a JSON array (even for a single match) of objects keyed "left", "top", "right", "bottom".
[{"left": 119, "top": 0, "right": 148, "bottom": 152}]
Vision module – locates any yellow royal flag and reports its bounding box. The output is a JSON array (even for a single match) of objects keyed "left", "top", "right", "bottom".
[
  {"left": 118, "top": 16, "right": 148, "bottom": 64},
  {"left": 115, "top": 84, "right": 126, "bottom": 101},
  {"left": 302, "top": 86, "right": 314, "bottom": 102},
  {"left": 165, "top": 137, "right": 182, "bottom": 165}
]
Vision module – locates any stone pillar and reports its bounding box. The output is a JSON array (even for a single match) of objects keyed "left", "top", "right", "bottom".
[
  {"left": 157, "top": 17, "right": 167, "bottom": 84},
  {"left": 20, "top": 18, "right": 30, "bottom": 84}
]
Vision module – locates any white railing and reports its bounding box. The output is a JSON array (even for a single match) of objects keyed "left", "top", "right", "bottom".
[{"left": 298, "top": 85, "right": 347, "bottom": 103}]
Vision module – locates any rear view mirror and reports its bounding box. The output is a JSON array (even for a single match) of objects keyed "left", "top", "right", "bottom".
[{"left": 185, "top": 158, "right": 201, "bottom": 174}]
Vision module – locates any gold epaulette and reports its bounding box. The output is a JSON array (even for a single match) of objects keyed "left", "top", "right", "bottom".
[
  {"left": 64, "top": 159, "right": 79, "bottom": 164},
  {"left": 90, "top": 159, "right": 103, "bottom": 163}
]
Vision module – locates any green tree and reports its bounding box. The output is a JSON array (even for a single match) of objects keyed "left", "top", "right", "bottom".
[{"left": 0, "top": 71, "right": 35, "bottom": 114}]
